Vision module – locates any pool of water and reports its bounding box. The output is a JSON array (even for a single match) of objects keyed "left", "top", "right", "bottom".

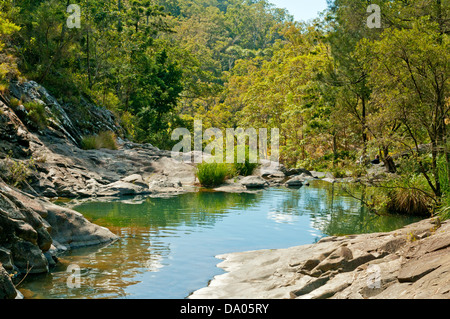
[{"left": 19, "top": 181, "right": 421, "bottom": 299}]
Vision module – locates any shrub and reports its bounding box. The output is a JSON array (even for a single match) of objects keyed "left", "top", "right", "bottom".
[
  {"left": 81, "top": 135, "right": 96, "bottom": 150},
  {"left": 0, "top": 82, "right": 8, "bottom": 94},
  {"left": 196, "top": 162, "right": 230, "bottom": 188},
  {"left": 81, "top": 131, "right": 118, "bottom": 150},
  {"left": 9, "top": 97, "right": 21, "bottom": 109},
  {"left": 23, "top": 101, "right": 47, "bottom": 130},
  {"left": 384, "top": 175, "right": 434, "bottom": 216},
  {"left": 437, "top": 155, "right": 449, "bottom": 195},
  {"left": 232, "top": 145, "right": 258, "bottom": 176},
  {"left": 438, "top": 199, "right": 450, "bottom": 221},
  {"left": 330, "top": 166, "right": 346, "bottom": 178},
  {"left": 386, "top": 187, "right": 432, "bottom": 216},
  {"left": 0, "top": 154, "right": 35, "bottom": 188}
]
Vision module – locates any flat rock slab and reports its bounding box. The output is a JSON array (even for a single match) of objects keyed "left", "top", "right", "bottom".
[{"left": 190, "top": 218, "right": 450, "bottom": 299}]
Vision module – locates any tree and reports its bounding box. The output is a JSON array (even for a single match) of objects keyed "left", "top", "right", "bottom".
[
  {"left": 0, "top": 1, "right": 20, "bottom": 84},
  {"left": 357, "top": 19, "right": 449, "bottom": 197}
]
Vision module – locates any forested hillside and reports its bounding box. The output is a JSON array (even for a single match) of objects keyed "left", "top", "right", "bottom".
[
  {"left": 0, "top": 0, "right": 449, "bottom": 216},
  {"left": 0, "top": 0, "right": 292, "bottom": 147}
]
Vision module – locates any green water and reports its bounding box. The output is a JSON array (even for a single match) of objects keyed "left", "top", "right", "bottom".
[{"left": 19, "top": 181, "right": 421, "bottom": 299}]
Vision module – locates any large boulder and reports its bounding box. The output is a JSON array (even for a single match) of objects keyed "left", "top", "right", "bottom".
[
  {"left": 11, "top": 240, "right": 48, "bottom": 274},
  {"left": 284, "top": 173, "right": 313, "bottom": 187},
  {"left": 44, "top": 203, "right": 118, "bottom": 250},
  {"left": 257, "top": 160, "right": 286, "bottom": 178},
  {"left": 96, "top": 180, "right": 150, "bottom": 197},
  {"left": 0, "top": 180, "right": 119, "bottom": 297},
  {"left": 240, "top": 176, "right": 269, "bottom": 189}
]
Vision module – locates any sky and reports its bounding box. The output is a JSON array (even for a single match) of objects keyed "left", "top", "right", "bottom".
[{"left": 269, "top": 0, "right": 329, "bottom": 22}]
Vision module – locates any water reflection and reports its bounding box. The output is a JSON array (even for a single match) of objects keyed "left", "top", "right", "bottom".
[{"left": 19, "top": 181, "right": 422, "bottom": 299}]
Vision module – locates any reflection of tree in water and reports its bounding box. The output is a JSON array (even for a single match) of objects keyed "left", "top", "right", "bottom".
[
  {"left": 75, "top": 191, "right": 261, "bottom": 229},
  {"left": 307, "top": 182, "right": 421, "bottom": 236},
  {"left": 21, "top": 185, "right": 420, "bottom": 298},
  {"left": 21, "top": 191, "right": 263, "bottom": 299}
]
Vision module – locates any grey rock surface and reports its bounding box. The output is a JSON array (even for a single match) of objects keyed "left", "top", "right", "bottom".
[{"left": 190, "top": 218, "right": 450, "bottom": 299}]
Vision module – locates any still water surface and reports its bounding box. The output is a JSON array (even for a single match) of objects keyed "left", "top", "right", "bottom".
[{"left": 20, "top": 181, "right": 420, "bottom": 299}]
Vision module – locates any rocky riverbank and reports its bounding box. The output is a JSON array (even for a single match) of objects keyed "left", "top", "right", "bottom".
[
  {"left": 1, "top": 80, "right": 447, "bottom": 299},
  {"left": 0, "top": 81, "right": 290, "bottom": 299},
  {"left": 190, "top": 217, "right": 450, "bottom": 299},
  {"left": 0, "top": 180, "right": 118, "bottom": 299},
  {"left": 0, "top": 81, "right": 191, "bottom": 298}
]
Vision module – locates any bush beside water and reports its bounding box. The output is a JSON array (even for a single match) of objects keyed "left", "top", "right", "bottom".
[{"left": 196, "top": 162, "right": 230, "bottom": 188}]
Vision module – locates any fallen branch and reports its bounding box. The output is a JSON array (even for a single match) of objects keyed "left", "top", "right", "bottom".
[{"left": 14, "top": 262, "right": 34, "bottom": 288}]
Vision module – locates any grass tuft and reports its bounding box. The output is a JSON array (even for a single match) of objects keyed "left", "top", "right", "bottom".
[
  {"left": 23, "top": 101, "right": 47, "bottom": 130},
  {"left": 81, "top": 131, "right": 118, "bottom": 150},
  {"left": 196, "top": 162, "right": 230, "bottom": 188}
]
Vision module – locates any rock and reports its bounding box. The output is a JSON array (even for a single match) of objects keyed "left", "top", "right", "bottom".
[
  {"left": 295, "top": 258, "right": 321, "bottom": 273},
  {"left": 284, "top": 174, "right": 312, "bottom": 187},
  {"left": 13, "top": 219, "right": 38, "bottom": 245},
  {"left": 257, "top": 160, "right": 286, "bottom": 178},
  {"left": 0, "top": 177, "right": 118, "bottom": 296},
  {"left": 44, "top": 203, "right": 118, "bottom": 249},
  {"left": 310, "top": 246, "right": 355, "bottom": 275},
  {"left": 190, "top": 218, "right": 450, "bottom": 299},
  {"left": 240, "top": 176, "right": 269, "bottom": 189},
  {"left": 149, "top": 179, "right": 181, "bottom": 189},
  {"left": 44, "top": 251, "right": 58, "bottom": 268},
  {"left": 285, "top": 168, "right": 312, "bottom": 177},
  {"left": 378, "top": 237, "right": 407, "bottom": 254},
  {"left": 398, "top": 247, "right": 450, "bottom": 283},
  {"left": 36, "top": 226, "right": 52, "bottom": 252},
  {"left": 0, "top": 248, "right": 14, "bottom": 271},
  {"left": 334, "top": 255, "right": 402, "bottom": 299},
  {"left": 296, "top": 272, "right": 353, "bottom": 299},
  {"left": 290, "top": 276, "right": 330, "bottom": 298},
  {"left": 121, "top": 174, "right": 147, "bottom": 187},
  {"left": 0, "top": 265, "right": 17, "bottom": 299},
  {"left": 11, "top": 240, "right": 49, "bottom": 274},
  {"left": 403, "top": 231, "right": 450, "bottom": 259},
  {"left": 97, "top": 180, "right": 150, "bottom": 197},
  {"left": 309, "top": 171, "right": 326, "bottom": 179}
]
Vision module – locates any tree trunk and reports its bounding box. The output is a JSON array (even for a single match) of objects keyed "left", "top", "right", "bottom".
[
  {"left": 332, "top": 131, "right": 337, "bottom": 158},
  {"left": 87, "top": 29, "right": 92, "bottom": 89},
  {"left": 432, "top": 139, "right": 442, "bottom": 197},
  {"left": 361, "top": 96, "right": 367, "bottom": 156},
  {"left": 118, "top": 0, "right": 122, "bottom": 31},
  {"left": 382, "top": 146, "right": 396, "bottom": 173}
]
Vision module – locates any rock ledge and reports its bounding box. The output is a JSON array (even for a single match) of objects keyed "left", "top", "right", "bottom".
[{"left": 190, "top": 218, "right": 450, "bottom": 299}]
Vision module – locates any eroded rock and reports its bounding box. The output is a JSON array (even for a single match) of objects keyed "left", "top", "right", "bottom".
[
  {"left": 240, "top": 176, "right": 269, "bottom": 189},
  {"left": 190, "top": 218, "right": 450, "bottom": 299}
]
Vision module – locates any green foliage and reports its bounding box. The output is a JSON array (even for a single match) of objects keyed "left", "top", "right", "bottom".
[
  {"left": 232, "top": 145, "right": 258, "bottom": 176},
  {"left": 81, "top": 131, "right": 118, "bottom": 150},
  {"left": 23, "top": 101, "right": 47, "bottom": 130},
  {"left": 196, "top": 162, "right": 230, "bottom": 188},
  {"left": 1, "top": 0, "right": 449, "bottom": 211},
  {"left": 438, "top": 195, "right": 450, "bottom": 221},
  {"left": 129, "top": 49, "right": 183, "bottom": 146},
  {"left": 384, "top": 174, "right": 434, "bottom": 216},
  {"left": 330, "top": 166, "right": 346, "bottom": 178},
  {"left": 0, "top": 7, "right": 20, "bottom": 82},
  {"left": 9, "top": 97, "right": 20, "bottom": 109},
  {"left": 438, "top": 155, "right": 450, "bottom": 196},
  {"left": 0, "top": 154, "right": 35, "bottom": 188}
]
